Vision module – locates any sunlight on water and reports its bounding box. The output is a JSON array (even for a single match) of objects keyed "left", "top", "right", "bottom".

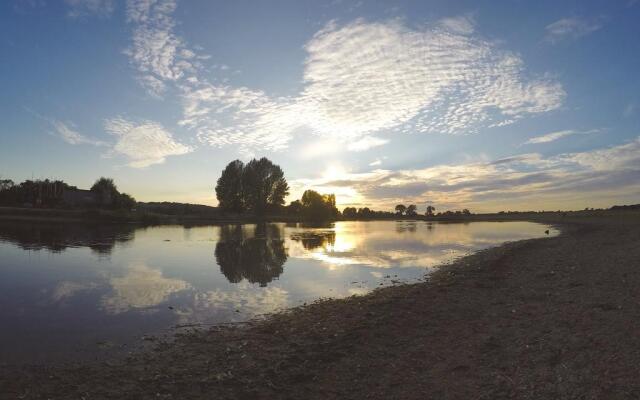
[{"left": 0, "top": 220, "right": 556, "bottom": 363}]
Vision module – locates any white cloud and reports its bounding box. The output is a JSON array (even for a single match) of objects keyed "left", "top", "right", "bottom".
[
  {"left": 545, "top": 17, "right": 604, "bottom": 43},
  {"left": 104, "top": 117, "right": 193, "bottom": 167},
  {"left": 122, "top": 5, "right": 565, "bottom": 154},
  {"left": 347, "top": 136, "right": 388, "bottom": 152},
  {"left": 124, "top": 0, "right": 196, "bottom": 96},
  {"left": 292, "top": 137, "right": 640, "bottom": 211},
  {"left": 65, "top": 0, "right": 114, "bottom": 18},
  {"left": 523, "top": 129, "right": 598, "bottom": 145},
  {"left": 52, "top": 120, "right": 107, "bottom": 146}
]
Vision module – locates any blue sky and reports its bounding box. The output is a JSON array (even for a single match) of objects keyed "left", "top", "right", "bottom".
[{"left": 1, "top": 0, "right": 639, "bottom": 212}]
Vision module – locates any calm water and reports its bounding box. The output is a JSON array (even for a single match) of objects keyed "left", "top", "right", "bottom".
[{"left": 0, "top": 220, "right": 555, "bottom": 363}]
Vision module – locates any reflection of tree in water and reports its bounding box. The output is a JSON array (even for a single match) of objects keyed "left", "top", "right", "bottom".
[
  {"left": 215, "top": 224, "right": 288, "bottom": 287},
  {"left": 290, "top": 231, "right": 336, "bottom": 250},
  {"left": 0, "top": 221, "right": 135, "bottom": 254},
  {"left": 395, "top": 221, "right": 417, "bottom": 233}
]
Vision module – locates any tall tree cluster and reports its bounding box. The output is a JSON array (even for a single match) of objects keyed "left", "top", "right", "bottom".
[{"left": 215, "top": 158, "right": 289, "bottom": 215}]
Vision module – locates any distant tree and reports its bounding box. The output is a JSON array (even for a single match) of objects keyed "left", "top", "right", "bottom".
[
  {"left": 425, "top": 205, "right": 436, "bottom": 217},
  {"left": 462, "top": 208, "right": 471, "bottom": 215},
  {"left": 115, "top": 193, "right": 137, "bottom": 211},
  {"left": 406, "top": 204, "right": 418, "bottom": 216},
  {"left": 215, "top": 160, "right": 245, "bottom": 213},
  {"left": 395, "top": 204, "right": 406, "bottom": 216},
  {"left": 300, "top": 190, "right": 339, "bottom": 221},
  {"left": 286, "top": 200, "right": 303, "bottom": 216},
  {"left": 342, "top": 207, "right": 357, "bottom": 219},
  {"left": 0, "top": 179, "right": 14, "bottom": 191},
  {"left": 357, "top": 207, "right": 372, "bottom": 218},
  {"left": 241, "top": 158, "right": 289, "bottom": 215},
  {"left": 91, "top": 177, "right": 119, "bottom": 207}
]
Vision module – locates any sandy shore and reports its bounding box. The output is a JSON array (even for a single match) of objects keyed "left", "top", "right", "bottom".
[{"left": 2, "top": 212, "right": 640, "bottom": 399}]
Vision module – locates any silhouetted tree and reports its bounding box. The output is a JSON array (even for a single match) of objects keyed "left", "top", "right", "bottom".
[
  {"left": 395, "top": 204, "right": 406, "bottom": 215},
  {"left": 357, "top": 207, "right": 372, "bottom": 218},
  {"left": 90, "top": 177, "right": 136, "bottom": 210},
  {"left": 215, "top": 160, "right": 245, "bottom": 213},
  {"left": 91, "top": 177, "right": 119, "bottom": 207},
  {"left": 406, "top": 204, "right": 418, "bottom": 216},
  {"left": 462, "top": 208, "right": 471, "bottom": 215},
  {"left": 300, "top": 190, "right": 339, "bottom": 221},
  {"left": 286, "top": 200, "right": 303, "bottom": 216},
  {"left": 241, "top": 158, "right": 289, "bottom": 215},
  {"left": 115, "top": 193, "right": 137, "bottom": 211},
  {"left": 425, "top": 205, "right": 436, "bottom": 217},
  {"left": 0, "top": 179, "right": 14, "bottom": 191},
  {"left": 342, "top": 207, "right": 357, "bottom": 219}
]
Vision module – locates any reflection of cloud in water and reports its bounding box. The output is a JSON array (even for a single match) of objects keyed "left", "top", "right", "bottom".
[
  {"left": 286, "top": 221, "right": 541, "bottom": 269},
  {"left": 51, "top": 281, "right": 98, "bottom": 302},
  {"left": 194, "top": 282, "right": 289, "bottom": 317},
  {"left": 102, "top": 263, "right": 190, "bottom": 314}
]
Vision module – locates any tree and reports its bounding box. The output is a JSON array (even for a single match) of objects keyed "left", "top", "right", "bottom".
[
  {"left": 116, "top": 193, "right": 137, "bottom": 211},
  {"left": 241, "top": 158, "right": 289, "bottom": 215},
  {"left": 90, "top": 177, "right": 135, "bottom": 210},
  {"left": 406, "top": 204, "right": 418, "bottom": 216},
  {"left": 91, "top": 177, "right": 119, "bottom": 207},
  {"left": 300, "top": 190, "right": 339, "bottom": 221},
  {"left": 286, "top": 200, "right": 302, "bottom": 216},
  {"left": 215, "top": 160, "right": 245, "bottom": 213},
  {"left": 395, "top": 204, "right": 406, "bottom": 216},
  {"left": 342, "top": 207, "right": 357, "bottom": 219},
  {"left": 462, "top": 208, "right": 471, "bottom": 215},
  {"left": 425, "top": 205, "right": 436, "bottom": 217},
  {"left": 0, "top": 179, "right": 14, "bottom": 192}
]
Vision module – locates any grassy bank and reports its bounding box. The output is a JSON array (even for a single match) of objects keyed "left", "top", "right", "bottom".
[{"left": 2, "top": 211, "right": 640, "bottom": 398}]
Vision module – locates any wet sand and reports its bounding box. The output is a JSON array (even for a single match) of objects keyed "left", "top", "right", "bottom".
[{"left": 2, "top": 212, "right": 639, "bottom": 399}]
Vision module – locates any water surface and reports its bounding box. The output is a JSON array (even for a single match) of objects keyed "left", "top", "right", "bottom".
[{"left": 0, "top": 220, "right": 555, "bottom": 363}]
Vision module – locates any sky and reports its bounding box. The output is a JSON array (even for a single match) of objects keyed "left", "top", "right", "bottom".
[{"left": 1, "top": 0, "right": 639, "bottom": 212}]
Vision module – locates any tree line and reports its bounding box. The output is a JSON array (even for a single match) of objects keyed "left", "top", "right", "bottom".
[{"left": 0, "top": 177, "right": 135, "bottom": 210}]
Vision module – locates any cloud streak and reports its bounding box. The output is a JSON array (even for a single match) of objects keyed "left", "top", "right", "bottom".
[
  {"left": 523, "top": 129, "right": 598, "bottom": 145},
  {"left": 51, "top": 120, "right": 107, "bottom": 146},
  {"left": 545, "top": 17, "right": 604, "bottom": 43}
]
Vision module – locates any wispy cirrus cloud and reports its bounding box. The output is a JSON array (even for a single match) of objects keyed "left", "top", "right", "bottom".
[
  {"left": 545, "top": 17, "right": 604, "bottom": 44},
  {"left": 523, "top": 129, "right": 599, "bottom": 145},
  {"left": 121, "top": 4, "right": 565, "bottom": 154},
  {"left": 65, "top": 0, "right": 115, "bottom": 18},
  {"left": 291, "top": 137, "right": 640, "bottom": 211},
  {"left": 104, "top": 117, "right": 193, "bottom": 168},
  {"left": 52, "top": 120, "right": 107, "bottom": 146}
]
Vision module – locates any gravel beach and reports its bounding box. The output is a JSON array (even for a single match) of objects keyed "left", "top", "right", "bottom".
[{"left": 2, "top": 212, "right": 640, "bottom": 399}]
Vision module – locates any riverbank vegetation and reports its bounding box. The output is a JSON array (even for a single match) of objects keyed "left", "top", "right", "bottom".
[{"left": 2, "top": 157, "right": 638, "bottom": 224}]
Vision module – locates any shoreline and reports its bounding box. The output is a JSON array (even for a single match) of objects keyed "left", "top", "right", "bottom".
[
  {"left": 0, "top": 205, "right": 624, "bottom": 226},
  {"left": 2, "top": 212, "right": 640, "bottom": 398}
]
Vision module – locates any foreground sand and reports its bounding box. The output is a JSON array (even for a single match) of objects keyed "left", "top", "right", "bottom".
[{"left": 2, "top": 212, "right": 640, "bottom": 399}]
